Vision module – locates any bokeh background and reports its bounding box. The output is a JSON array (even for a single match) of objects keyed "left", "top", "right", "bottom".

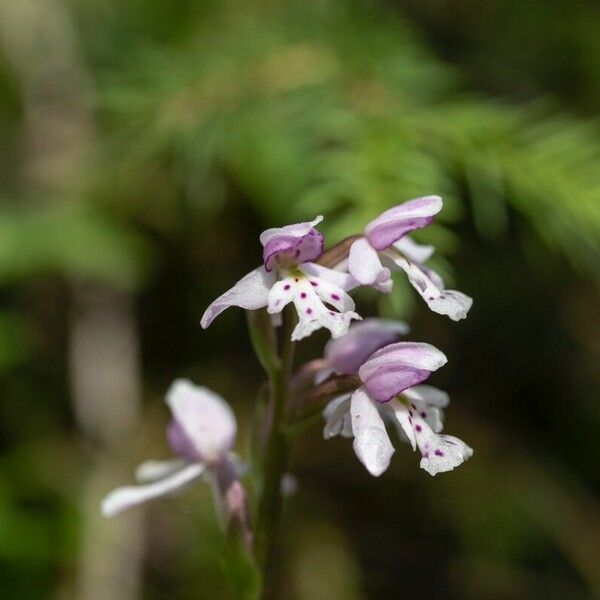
[{"left": 0, "top": 0, "right": 599, "bottom": 598}]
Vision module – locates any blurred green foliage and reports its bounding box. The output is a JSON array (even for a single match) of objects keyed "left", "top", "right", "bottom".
[{"left": 0, "top": 0, "right": 598, "bottom": 598}]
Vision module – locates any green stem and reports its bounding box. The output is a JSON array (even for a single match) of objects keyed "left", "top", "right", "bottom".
[{"left": 254, "top": 309, "right": 295, "bottom": 582}]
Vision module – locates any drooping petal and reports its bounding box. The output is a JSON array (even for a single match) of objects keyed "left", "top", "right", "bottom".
[
  {"left": 135, "top": 459, "right": 187, "bottom": 483},
  {"left": 200, "top": 267, "right": 276, "bottom": 328},
  {"left": 322, "top": 394, "right": 353, "bottom": 439},
  {"left": 399, "top": 406, "right": 472, "bottom": 476},
  {"left": 348, "top": 238, "right": 391, "bottom": 286},
  {"left": 261, "top": 216, "right": 324, "bottom": 272},
  {"left": 101, "top": 463, "right": 206, "bottom": 517},
  {"left": 350, "top": 388, "right": 395, "bottom": 477},
  {"left": 166, "top": 380, "right": 237, "bottom": 463},
  {"left": 393, "top": 236, "right": 435, "bottom": 263},
  {"left": 324, "top": 318, "right": 409, "bottom": 375},
  {"left": 364, "top": 196, "right": 443, "bottom": 251},
  {"left": 419, "top": 434, "right": 473, "bottom": 476},
  {"left": 387, "top": 256, "right": 472, "bottom": 321}
]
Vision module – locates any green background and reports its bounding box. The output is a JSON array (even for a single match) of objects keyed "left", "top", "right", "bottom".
[{"left": 0, "top": 0, "right": 598, "bottom": 598}]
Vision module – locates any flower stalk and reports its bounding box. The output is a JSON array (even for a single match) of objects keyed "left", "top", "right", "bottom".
[{"left": 254, "top": 308, "right": 295, "bottom": 577}]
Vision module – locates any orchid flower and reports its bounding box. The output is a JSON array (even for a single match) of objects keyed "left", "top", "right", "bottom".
[
  {"left": 322, "top": 342, "right": 473, "bottom": 477},
  {"left": 102, "top": 380, "right": 241, "bottom": 518},
  {"left": 347, "top": 196, "right": 473, "bottom": 321},
  {"left": 201, "top": 216, "right": 361, "bottom": 341}
]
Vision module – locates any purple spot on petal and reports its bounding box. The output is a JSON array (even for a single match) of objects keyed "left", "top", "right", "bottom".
[
  {"left": 434, "top": 449, "right": 444, "bottom": 457},
  {"left": 300, "top": 292, "right": 307, "bottom": 299},
  {"left": 411, "top": 404, "right": 417, "bottom": 410},
  {"left": 420, "top": 411, "right": 427, "bottom": 418},
  {"left": 331, "top": 293, "right": 340, "bottom": 301},
  {"left": 306, "top": 308, "right": 313, "bottom": 314},
  {"left": 284, "top": 284, "right": 291, "bottom": 290},
  {"left": 329, "top": 311, "right": 335, "bottom": 316},
  {"left": 310, "top": 280, "right": 318, "bottom": 287},
  {"left": 415, "top": 425, "right": 422, "bottom": 432}
]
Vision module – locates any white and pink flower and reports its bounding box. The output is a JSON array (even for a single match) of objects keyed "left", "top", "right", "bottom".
[
  {"left": 348, "top": 196, "right": 473, "bottom": 321},
  {"left": 102, "top": 380, "right": 241, "bottom": 517},
  {"left": 322, "top": 332, "right": 472, "bottom": 477},
  {"left": 201, "top": 216, "right": 361, "bottom": 341}
]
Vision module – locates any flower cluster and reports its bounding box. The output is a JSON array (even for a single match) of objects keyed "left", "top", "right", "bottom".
[{"left": 102, "top": 196, "right": 473, "bottom": 572}]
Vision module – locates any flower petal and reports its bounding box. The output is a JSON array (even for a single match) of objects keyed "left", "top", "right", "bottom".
[
  {"left": 364, "top": 196, "right": 443, "bottom": 251},
  {"left": 362, "top": 364, "right": 433, "bottom": 403},
  {"left": 312, "top": 275, "right": 356, "bottom": 312},
  {"left": 324, "top": 318, "right": 409, "bottom": 375},
  {"left": 402, "top": 385, "right": 449, "bottom": 408},
  {"left": 359, "top": 342, "right": 447, "bottom": 382},
  {"left": 388, "top": 256, "right": 472, "bottom": 321},
  {"left": 272, "top": 273, "right": 361, "bottom": 341},
  {"left": 200, "top": 267, "right": 275, "bottom": 328},
  {"left": 358, "top": 342, "right": 447, "bottom": 403},
  {"left": 350, "top": 388, "right": 395, "bottom": 476},
  {"left": 419, "top": 434, "right": 473, "bottom": 476},
  {"left": 386, "top": 398, "right": 416, "bottom": 450},
  {"left": 101, "top": 463, "right": 205, "bottom": 517},
  {"left": 348, "top": 238, "right": 390, "bottom": 286},
  {"left": 261, "top": 216, "right": 324, "bottom": 271},
  {"left": 166, "top": 380, "right": 237, "bottom": 463},
  {"left": 135, "top": 459, "right": 187, "bottom": 483},
  {"left": 267, "top": 278, "right": 297, "bottom": 314},
  {"left": 260, "top": 215, "right": 323, "bottom": 246},
  {"left": 399, "top": 406, "right": 472, "bottom": 476},
  {"left": 322, "top": 394, "right": 353, "bottom": 439},
  {"left": 301, "top": 262, "right": 358, "bottom": 292},
  {"left": 393, "top": 236, "right": 435, "bottom": 263},
  {"left": 402, "top": 387, "right": 447, "bottom": 433},
  {"left": 291, "top": 308, "right": 361, "bottom": 342}
]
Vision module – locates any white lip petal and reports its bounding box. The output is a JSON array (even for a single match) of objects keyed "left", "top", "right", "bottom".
[
  {"left": 420, "top": 435, "right": 473, "bottom": 476},
  {"left": 386, "top": 255, "right": 472, "bottom": 322},
  {"left": 101, "top": 463, "right": 206, "bottom": 517}
]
